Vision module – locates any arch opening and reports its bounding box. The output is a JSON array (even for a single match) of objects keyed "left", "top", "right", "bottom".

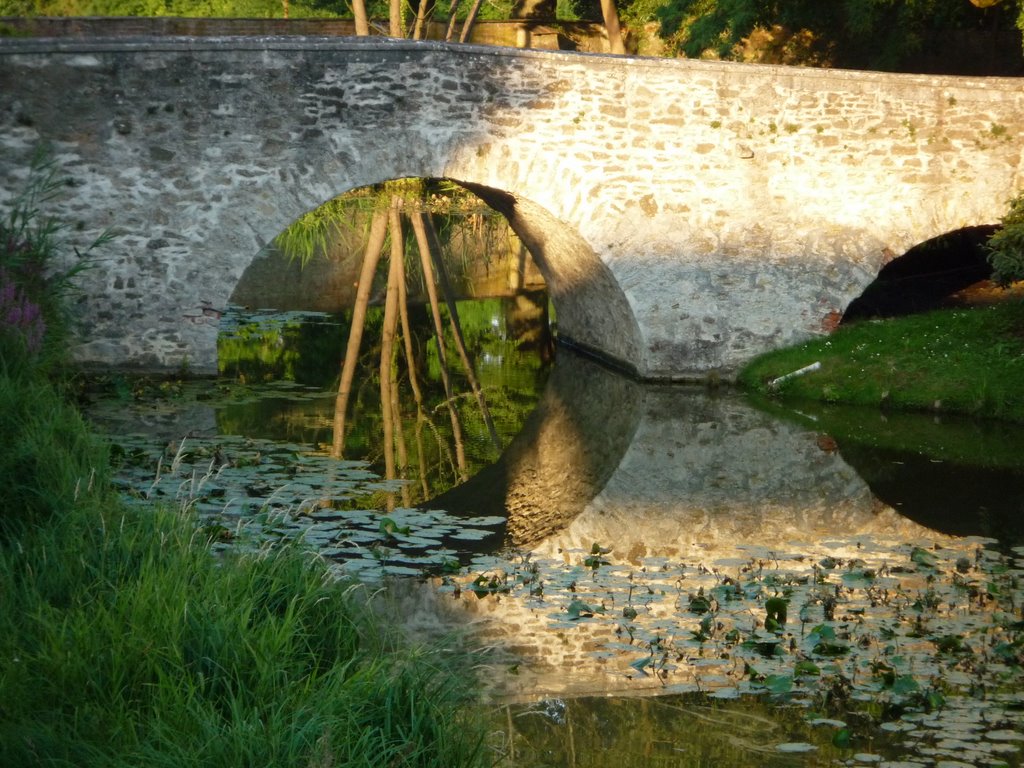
[
  {"left": 230, "top": 179, "right": 547, "bottom": 318},
  {"left": 227, "top": 176, "right": 645, "bottom": 379},
  {"left": 842, "top": 225, "right": 998, "bottom": 323},
  {"left": 212, "top": 174, "right": 647, "bottom": 513}
]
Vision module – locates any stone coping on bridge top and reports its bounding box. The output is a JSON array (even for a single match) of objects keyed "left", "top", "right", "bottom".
[{"left": 2, "top": 26, "right": 1022, "bottom": 90}]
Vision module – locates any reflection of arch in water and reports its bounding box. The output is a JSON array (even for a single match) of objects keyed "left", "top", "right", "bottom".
[
  {"left": 843, "top": 225, "right": 997, "bottom": 322},
  {"left": 396, "top": 380, "right": 978, "bottom": 702},
  {"left": 835, "top": 438, "right": 1024, "bottom": 548},
  {"left": 527, "top": 385, "right": 971, "bottom": 562},
  {"left": 427, "top": 349, "right": 975, "bottom": 561},
  {"left": 424, "top": 349, "right": 644, "bottom": 549}
]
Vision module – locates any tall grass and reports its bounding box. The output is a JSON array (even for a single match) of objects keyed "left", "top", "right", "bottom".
[
  {"left": 0, "top": 475, "right": 484, "bottom": 766},
  {"left": 0, "top": 163, "right": 485, "bottom": 767}
]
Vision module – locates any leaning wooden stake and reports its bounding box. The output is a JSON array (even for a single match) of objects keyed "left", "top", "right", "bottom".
[
  {"left": 331, "top": 207, "right": 389, "bottom": 458},
  {"left": 421, "top": 211, "right": 502, "bottom": 450},
  {"left": 410, "top": 210, "right": 468, "bottom": 478}
]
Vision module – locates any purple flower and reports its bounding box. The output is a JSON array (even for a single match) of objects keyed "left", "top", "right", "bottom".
[{"left": 0, "top": 267, "right": 46, "bottom": 355}]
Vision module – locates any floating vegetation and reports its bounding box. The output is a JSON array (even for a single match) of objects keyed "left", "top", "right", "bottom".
[
  {"left": 434, "top": 535, "right": 1024, "bottom": 765},
  {"left": 107, "top": 431, "right": 505, "bottom": 581},
  {"left": 84, "top": 354, "right": 1024, "bottom": 766}
]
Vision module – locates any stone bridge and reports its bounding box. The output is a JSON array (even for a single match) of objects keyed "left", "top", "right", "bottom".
[{"left": 1, "top": 34, "right": 1022, "bottom": 379}]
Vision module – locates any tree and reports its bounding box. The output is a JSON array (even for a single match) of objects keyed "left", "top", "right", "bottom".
[
  {"left": 655, "top": 0, "right": 1022, "bottom": 70},
  {"left": 600, "top": 0, "right": 627, "bottom": 53},
  {"left": 988, "top": 192, "right": 1024, "bottom": 287},
  {"left": 970, "top": 0, "right": 1024, "bottom": 51}
]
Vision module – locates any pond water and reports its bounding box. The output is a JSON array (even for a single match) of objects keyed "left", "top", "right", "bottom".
[{"left": 81, "top": 302, "right": 1024, "bottom": 767}]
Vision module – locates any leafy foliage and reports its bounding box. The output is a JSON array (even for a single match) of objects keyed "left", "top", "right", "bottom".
[
  {"left": 655, "top": 0, "right": 1022, "bottom": 69},
  {"left": 0, "top": 0, "right": 320, "bottom": 17},
  {"left": 988, "top": 191, "right": 1024, "bottom": 286}
]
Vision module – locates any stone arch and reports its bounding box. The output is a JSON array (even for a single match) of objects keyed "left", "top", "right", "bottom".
[
  {"left": 226, "top": 173, "right": 645, "bottom": 377},
  {"left": 843, "top": 225, "right": 998, "bottom": 322}
]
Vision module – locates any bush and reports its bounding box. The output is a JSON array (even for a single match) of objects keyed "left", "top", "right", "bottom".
[{"left": 988, "top": 192, "right": 1024, "bottom": 286}]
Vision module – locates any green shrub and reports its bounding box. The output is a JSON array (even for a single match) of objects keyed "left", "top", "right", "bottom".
[{"left": 988, "top": 191, "right": 1024, "bottom": 286}]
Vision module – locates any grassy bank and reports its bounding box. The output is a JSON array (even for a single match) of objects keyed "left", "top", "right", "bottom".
[
  {"left": 738, "top": 301, "right": 1024, "bottom": 423},
  {"left": 0, "top": 346, "right": 484, "bottom": 767},
  {"left": 0, "top": 166, "right": 484, "bottom": 767}
]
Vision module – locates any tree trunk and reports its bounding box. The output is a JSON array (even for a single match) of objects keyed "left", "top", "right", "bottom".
[
  {"left": 412, "top": 0, "right": 429, "bottom": 40},
  {"left": 390, "top": 374, "right": 411, "bottom": 508},
  {"left": 600, "top": 0, "right": 626, "bottom": 54},
  {"left": 353, "top": 0, "right": 371, "bottom": 36},
  {"left": 379, "top": 200, "right": 405, "bottom": 509},
  {"left": 421, "top": 212, "right": 502, "bottom": 450},
  {"left": 459, "top": 0, "right": 485, "bottom": 43},
  {"left": 410, "top": 210, "right": 468, "bottom": 479},
  {"left": 389, "top": 0, "right": 404, "bottom": 38},
  {"left": 388, "top": 202, "right": 411, "bottom": 508},
  {"left": 445, "top": 0, "right": 462, "bottom": 41},
  {"left": 393, "top": 227, "right": 433, "bottom": 501},
  {"left": 331, "top": 206, "right": 388, "bottom": 458},
  {"left": 396, "top": 233, "right": 425, "bottom": 408}
]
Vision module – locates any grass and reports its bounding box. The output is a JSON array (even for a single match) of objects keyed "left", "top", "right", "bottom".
[
  {"left": 0, "top": 348, "right": 485, "bottom": 766},
  {"left": 738, "top": 301, "right": 1024, "bottom": 423}
]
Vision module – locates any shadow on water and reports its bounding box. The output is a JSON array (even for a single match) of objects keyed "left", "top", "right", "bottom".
[
  {"left": 423, "top": 348, "right": 642, "bottom": 549},
  {"left": 749, "top": 397, "right": 1024, "bottom": 549},
  {"left": 391, "top": 352, "right": 1024, "bottom": 768}
]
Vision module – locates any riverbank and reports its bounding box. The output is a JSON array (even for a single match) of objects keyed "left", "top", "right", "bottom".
[
  {"left": 0, "top": 344, "right": 486, "bottom": 767},
  {"left": 738, "top": 299, "right": 1024, "bottom": 423},
  {"left": 0, "top": 174, "right": 485, "bottom": 766},
  {"left": 0, "top": 343, "right": 488, "bottom": 766}
]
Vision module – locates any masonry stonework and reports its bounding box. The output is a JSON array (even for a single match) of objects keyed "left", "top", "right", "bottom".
[{"left": 0, "top": 37, "right": 1021, "bottom": 378}]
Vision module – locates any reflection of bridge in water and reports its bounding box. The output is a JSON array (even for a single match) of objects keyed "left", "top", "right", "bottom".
[
  {"left": 404, "top": 350, "right": 1020, "bottom": 700},
  {"left": 430, "top": 349, "right": 973, "bottom": 552}
]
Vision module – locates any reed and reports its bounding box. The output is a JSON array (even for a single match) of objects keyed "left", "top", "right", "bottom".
[{"left": 0, "top": 358, "right": 484, "bottom": 766}]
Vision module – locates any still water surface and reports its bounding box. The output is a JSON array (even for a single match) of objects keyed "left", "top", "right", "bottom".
[{"left": 82, "top": 304, "right": 1024, "bottom": 767}]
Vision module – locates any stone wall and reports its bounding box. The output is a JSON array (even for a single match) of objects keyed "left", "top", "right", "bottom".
[{"left": 0, "top": 36, "right": 1021, "bottom": 377}]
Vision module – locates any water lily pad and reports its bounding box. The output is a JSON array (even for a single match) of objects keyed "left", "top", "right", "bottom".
[
  {"left": 986, "top": 730, "right": 1024, "bottom": 741},
  {"left": 776, "top": 742, "right": 816, "bottom": 753},
  {"left": 449, "top": 528, "right": 493, "bottom": 541}
]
